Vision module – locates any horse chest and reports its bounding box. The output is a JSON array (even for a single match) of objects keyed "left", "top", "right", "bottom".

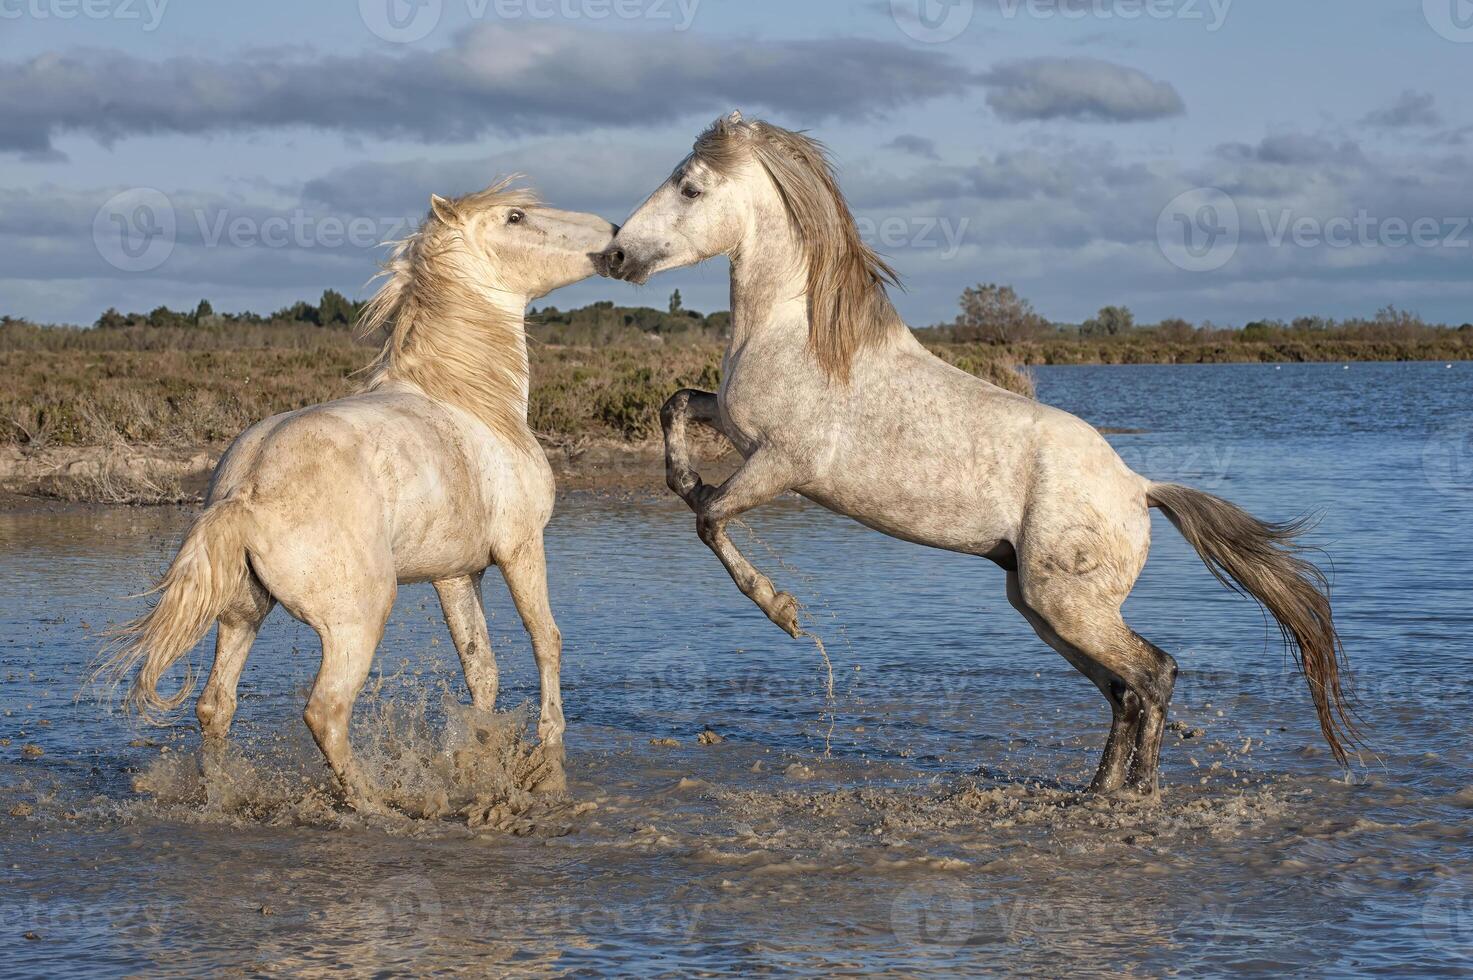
[{"left": 718, "top": 342, "right": 826, "bottom": 453}]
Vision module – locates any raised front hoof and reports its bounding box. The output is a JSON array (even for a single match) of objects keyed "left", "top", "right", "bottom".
[{"left": 764, "top": 591, "right": 801, "bottom": 638}]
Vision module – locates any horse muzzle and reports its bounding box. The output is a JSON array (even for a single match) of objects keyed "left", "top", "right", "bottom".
[{"left": 596, "top": 242, "right": 655, "bottom": 284}]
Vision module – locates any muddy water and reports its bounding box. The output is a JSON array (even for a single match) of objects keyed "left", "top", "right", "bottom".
[{"left": 3, "top": 361, "right": 1472, "bottom": 976}]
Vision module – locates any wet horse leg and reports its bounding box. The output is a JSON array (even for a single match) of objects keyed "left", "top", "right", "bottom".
[
  {"left": 197, "top": 574, "right": 273, "bottom": 742},
  {"left": 304, "top": 611, "right": 391, "bottom": 814},
  {"left": 434, "top": 572, "right": 498, "bottom": 710},
  {"left": 1019, "top": 594, "right": 1176, "bottom": 795},
  {"left": 1007, "top": 570, "right": 1140, "bottom": 793},
  {"left": 661, "top": 390, "right": 805, "bottom": 637},
  {"left": 660, "top": 388, "right": 722, "bottom": 505},
  {"left": 497, "top": 535, "right": 566, "bottom": 793},
  {"left": 197, "top": 575, "right": 274, "bottom": 793},
  {"left": 696, "top": 452, "right": 807, "bottom": 637}
]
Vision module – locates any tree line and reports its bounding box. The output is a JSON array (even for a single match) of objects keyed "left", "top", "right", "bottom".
[
  {"left": 923, "top": 283, "right": 1473, "bottom": 345},
  {"left": 8, "top": 285, "right": 1468, "bottom": 347}
]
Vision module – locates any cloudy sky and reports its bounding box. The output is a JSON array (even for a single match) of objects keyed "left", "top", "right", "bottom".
[{"left": 3, "top": 0, "right": 1471, "bottom": 326}]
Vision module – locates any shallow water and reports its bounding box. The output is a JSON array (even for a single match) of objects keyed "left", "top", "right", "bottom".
[{"left": 3, "top": 361, "right": 1472, "bottom": 976}]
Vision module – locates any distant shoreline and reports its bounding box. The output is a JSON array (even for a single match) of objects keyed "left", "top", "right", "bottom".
[
  {"left": 956, "top": 338, "right": 1473, "bottom": 367},
  {"left": 2, "top": 318, "right": 1466, "bottom": 506}
]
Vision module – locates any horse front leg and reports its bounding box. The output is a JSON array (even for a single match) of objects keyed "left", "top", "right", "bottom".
[
  {"left": 660, "top": 388, "right": 722, "bottom": 506},
  {"left": 692, "top": 450, "right": 807, "bottom": 638}
]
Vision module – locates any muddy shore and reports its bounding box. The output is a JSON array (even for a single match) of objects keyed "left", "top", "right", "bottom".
[{"left": 0, "top": 438, "right": 737, "bottom": 511}]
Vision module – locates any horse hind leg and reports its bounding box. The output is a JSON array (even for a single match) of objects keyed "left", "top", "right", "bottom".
[
  {"left": 197, "top": 572, "right": 274, "bottom": 741},
  {"left": 1007, "top": 571, "right": 1141, "bottom": 793},
  {"left": 1012, "top": 572, "right": 1177, "bottom": 796},
  {"left": 1126, "top": 632, "right": 1178, "bottom": 793},
  {"left": 303, "top": 607, "right": 392, "bottom": 814}
]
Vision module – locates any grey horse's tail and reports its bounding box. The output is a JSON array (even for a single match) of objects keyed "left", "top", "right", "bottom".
[
  {"left": 1147, "top": 482, "right": 1358, "bottom": 765},
  {"left": 92, "top": 497, "right": 252, "bottom": 723}
]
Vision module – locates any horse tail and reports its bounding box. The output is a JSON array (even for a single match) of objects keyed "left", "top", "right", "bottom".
[
  {"left": 94, "top": 497, "right": 253, "bottom": 723},
  {"left": 1146, "top": 482, "right": 1359, "bottom": 765}
]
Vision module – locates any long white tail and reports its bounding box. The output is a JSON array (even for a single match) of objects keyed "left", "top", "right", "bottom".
[{"left": 94, "top": 498, "right": 252, "bottom": 722}]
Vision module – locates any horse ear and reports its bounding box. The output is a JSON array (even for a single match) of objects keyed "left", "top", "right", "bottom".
[{"left": 429, "top": 194, "right": 460, "bottom": 224}]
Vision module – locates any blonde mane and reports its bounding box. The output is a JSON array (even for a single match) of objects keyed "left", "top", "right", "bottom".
[
  {"left": 358, "top": 178, "right": 540, "bottom": 452},
  {"left": 694, "top": 115, "right": 904, "bottom": 380}
]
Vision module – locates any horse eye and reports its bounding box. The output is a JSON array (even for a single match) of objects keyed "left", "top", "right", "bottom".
[
  {"left": 681, "top": 185, "right": 702, "bottom": 200},
  {"left": 507, "top": 209, "right": 525, "bottom": 225}
]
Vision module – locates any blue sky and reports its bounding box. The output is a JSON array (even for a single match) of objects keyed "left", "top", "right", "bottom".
[{"left": 3, "top": 0, "right": 1471, "bottom": 326}]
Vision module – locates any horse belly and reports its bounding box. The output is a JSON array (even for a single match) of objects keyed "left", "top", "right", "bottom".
[{"left": 800, "top": 478, "right": 1015, "bottom": 556}]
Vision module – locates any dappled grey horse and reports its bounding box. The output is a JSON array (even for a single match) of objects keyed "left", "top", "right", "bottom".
[{"left": 599, "top": 112, "right": 1355, "bottom": 795}]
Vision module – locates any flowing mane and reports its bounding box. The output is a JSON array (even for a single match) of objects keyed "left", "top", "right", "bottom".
[
  {"left": 693, "top": 115, "right": 905, "bottom": 380},
  {"left": 357, "top": 178, "right": 540, "bottom": 452}
]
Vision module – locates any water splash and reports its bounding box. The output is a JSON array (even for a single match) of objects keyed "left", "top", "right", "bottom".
[
  {"left": 735, "top": 517, "right": 848, "bottom": 754},
  {"left": 127, "top": 681, "right": 578, "bottom": 836}
]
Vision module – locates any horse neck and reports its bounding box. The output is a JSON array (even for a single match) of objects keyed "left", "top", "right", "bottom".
[
  {"left": 728, "top": 212, "right": 810, "bottom": 352},
  {"left": 379, "top": 286, "right": 536, "bottom": 447}
]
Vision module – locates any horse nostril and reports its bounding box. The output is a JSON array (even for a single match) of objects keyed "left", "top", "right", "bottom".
[{"left": 607, "top": 248, "right": 625, "bottom": 272}]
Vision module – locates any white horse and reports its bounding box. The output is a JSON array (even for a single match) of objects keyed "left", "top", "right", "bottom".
[
  {"left": 99, "top": 180, "right": 615, "bottom": 811},
  {"left": 599, "top": 113, "right": 1357, "bottom": 795}
]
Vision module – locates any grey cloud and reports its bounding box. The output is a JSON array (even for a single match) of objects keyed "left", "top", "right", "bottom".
[
  {"left": 882, "top": 134, "right": 940, "bottom": 160},
  {"left": 0, "top": 25, "right": 982, "bottom": 156},
  {"left": 301, "top": 140, "right": 679, "bottom": 220},
  {"left": 1361, "top": 90, "right": 1442, "bottom": 129},
  {"left": 1216, "top": 134, "right": 1365, "bottom": 168},
  {"left": 980, "top": 57, "right": 1184, "bottom": 122}
]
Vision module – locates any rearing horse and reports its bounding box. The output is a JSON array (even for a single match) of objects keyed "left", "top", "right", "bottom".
[{"left": 599, "top": 112, "right": 1356, "bottom": 795}]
